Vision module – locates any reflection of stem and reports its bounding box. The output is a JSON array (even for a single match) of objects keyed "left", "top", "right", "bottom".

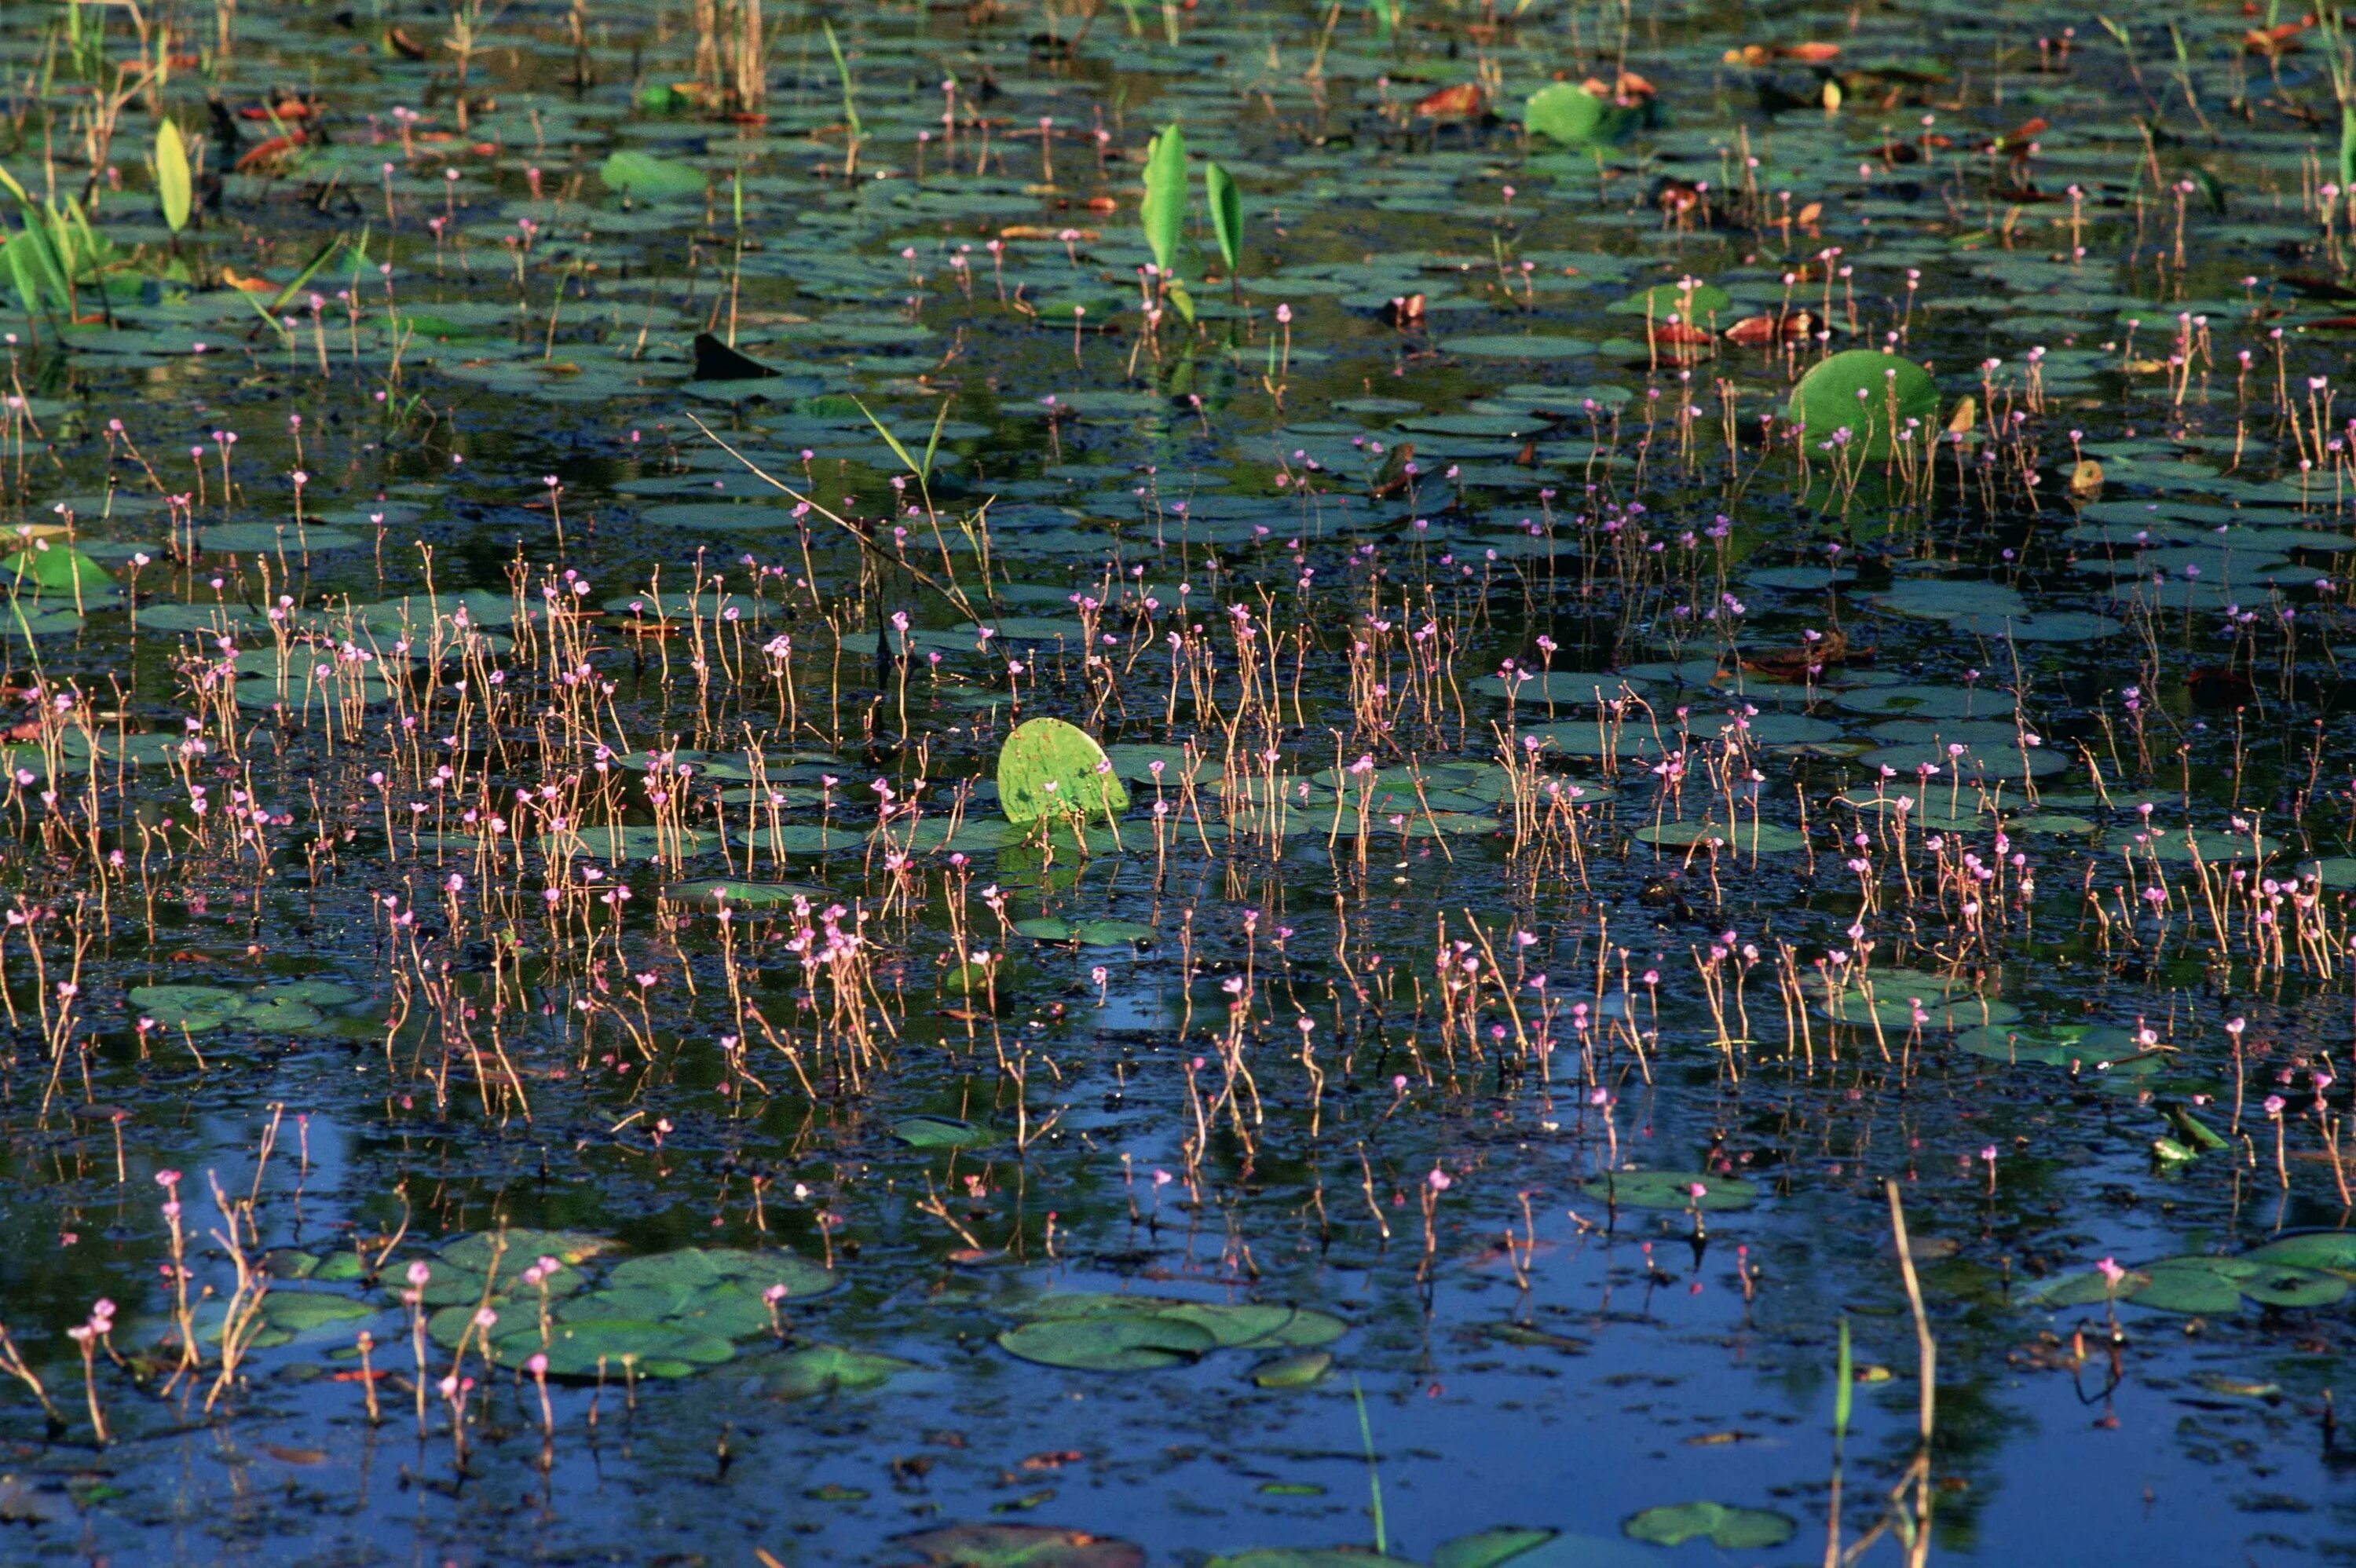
[{"left": 1351, "top": 1377, "right": 1387, "bottom": 1555}]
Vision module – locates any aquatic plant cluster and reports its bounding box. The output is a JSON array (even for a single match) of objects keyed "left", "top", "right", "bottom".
[{"left": 8, "top": 0, "right": 2356, "bottom": 1561}]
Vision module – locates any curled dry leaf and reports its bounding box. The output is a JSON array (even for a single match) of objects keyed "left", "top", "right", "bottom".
[{"left": 1413, "top": 82, "right": 1487, "bottom": 119}]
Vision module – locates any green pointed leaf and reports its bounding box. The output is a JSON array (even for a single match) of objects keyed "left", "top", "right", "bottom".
[
  {"left": 155, "top": 119, "right": 192, "bottom": 232},
  {"left": 1141, "top": 122, "right": 1188, "bottom": 280},
  {"left": 269, "top": 235, "right": 345, "bottom": 313},
  {"left": 1205, "top": 160, "right": 1242, "bottom": 276}
]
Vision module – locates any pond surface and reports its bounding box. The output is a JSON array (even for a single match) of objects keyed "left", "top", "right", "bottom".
[{"left": 2, "top": 0, "right": 2356, "bottom": 1563}]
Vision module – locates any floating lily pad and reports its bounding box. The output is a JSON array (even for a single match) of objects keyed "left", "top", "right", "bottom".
[
  {"left": 997, "top": 1314, "right": 1220, "bottom": 1371},
  {"left": 1013, "top": 917, "right": 1156, "bottom": 945},
  {"left": 0, "top": 547, "right": 112, "bottom": 592},
  {"left": 1633, "top": 820, "right": 1806, "bottom": 853},
  {"left": 2143, "top": 828, "right": 2279, "bottom": 864},
  {"left": 2247, "top": 1233, "right": 2356, "bottom": 1271},
  {"left": 197, "top": 524, "right": 364, "bottom": 552},
  {"left": 893, "top": 1115, "right": 994, "bottom": 1150},
  {"left": 1580, "top": 1171, "right": 1757, "bottom": 1211},
  {"left": 998, "top": 1294, "right": 1345, "bottom": 1371},
  {"left": 997, "top": 718, "right": 1129, "bottom": 825},
  {"left": 1623, "top": 1501, "right": 1794, "bottom": 1551},
  {"left": 1249, "top": 1349, "right": 1333, "bottom": 1389},
  {"left": 764, "top": 1343, "right": 916, "bottom": 1400},
  {"left": 1788, "top": 351, "right": 1937, "bottom": 459},
  {"left": 1432, "top": 1530, "right": 1560, "bottom": 1568},
  {"left": 127, "top": 979, "right": 357, "bottom": 1035},
  {"left": 897, "top": 1524, "right": 1143, "bottom": 1568},
  {"left": 1955, "top": 1023, "right": 2142, "bottom": 1068},
  {"left": 2034, "top": 1254, "right": 2346, "bottom": 1314},
  {"left": 665, "top": 879, "right": 827, "bottom": 908},
  {"left": 536, "top": 824, "right": 719, "bottom": 862},
  {"left": 602, "top": 149, "right": 708, "bottom": 199}
]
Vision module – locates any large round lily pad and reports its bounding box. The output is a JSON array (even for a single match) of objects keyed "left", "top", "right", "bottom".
[
  {"left": 997, "top": 718, "right": 1129, "bottom": 826},
  {"left": 1788, "top": 350, "right": 1938, "bottom": 459}
]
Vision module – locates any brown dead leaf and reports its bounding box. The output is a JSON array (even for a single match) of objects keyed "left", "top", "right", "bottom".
[
  {"left": 1724, "top": 309, "right": 1813, "bottom": 345},
  {"left": 258, "top": 1443, "right": 327, "bottom": 1465},
  {"left": 1413, "top": 82, "right": 1487, "bottom": 119},
  {"left": 1741, "top": 627, "right": 1871, "bottom": 679}
]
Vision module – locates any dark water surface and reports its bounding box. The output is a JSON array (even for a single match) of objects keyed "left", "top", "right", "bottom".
[{"left": 0, "top": 0, "right": 2354, "bottom": 1563}]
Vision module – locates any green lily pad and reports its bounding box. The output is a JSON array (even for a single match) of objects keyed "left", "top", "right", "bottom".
[
  {"left": 0, "top": 547, "right": 113, "bottom": 592},
  {"left": 894, "top": 1114, "right": 994, "bottom": 1150},
  {"left": 999, "top": 1294, "right": 1346, "bottom": 1371},
  {"left": 2034, "top": 1253, "right": 2346, "bottom": 1313},
  {"left": 2247, "top": 1232, "right": 2356, "bottom": 1271},
  {"left": 2127, "top": 1261, "right": 2249, "bottom": 1315},
  {"left": 997, "top": 1313, "right": 1220, "bottom": 1371},
  {"left": 535, "top": 824, "right": 719, "bottom": 863},
  {"left": 997, "top": 718, "right": 1129, "bottom": 826},
  {"left": 665, "top": 879, "right": 828, "bottom": 908},
  {"left": 1432, "top": 1530, "right": 1558, "bottom": 1568},
  {"left": 1580, "top": 1171, "right": 1758, "bottom": 1211},
  {"left": 1956, "top": 1023, "right": 2143, "bottom": 1068},
  {"left": 1788, "top": 350, "right": 1938, "bottom": 459},
  {"left": 1608, "top": 282, "right": 1732, "bottom": 320},
  {"left": 1633, "top": 819, "right": 1806, "bottom": 853},
  {"left": 503, "top": 1317, "right": 734, "bottom": 1379},
  {"left": 765, "top": 1343, "right": 916, "bottom": 1400},
  {"left": 441, "top": 1228, "right": 614, "bottom": 1274},
  {"left": 260, "top": 1292, "right": 376, "bottom": 1335},
  {"left": 1524, "top": 81, "right": 1648, "bottom": 149},
  {"left": 601, "top": 150, "right": 708, "bottom": 200},
  {"left": 1623, "top": 1501, "right": 1794, "bottom": 1551},
  {"left": 126, "top": 980, "right": 353, "bottom": 1036},
  {"left": 603, "top": 1246, "right": 833, "bottom": 1303},
  {"left": 1013, "top": 917, "right": 1156, "bottom": 945},
  {"left": 1249, "top": 1349, "right": 1333, "bottom": 1389}
]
